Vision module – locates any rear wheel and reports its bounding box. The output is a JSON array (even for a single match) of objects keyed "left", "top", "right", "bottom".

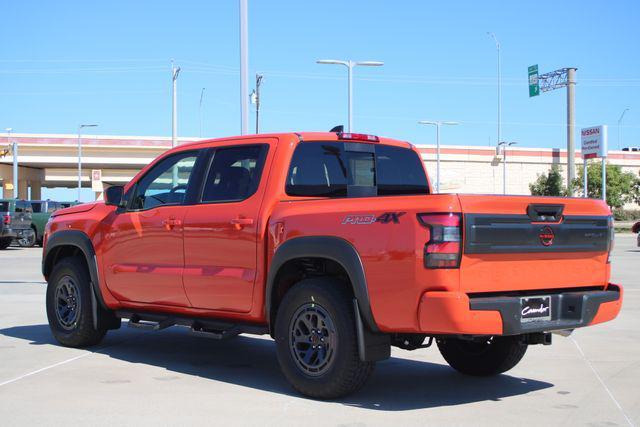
[
  {"left": 17, "top": 228, "right": 36, "bottom": 247},
  {"left": 274, "top": 278, "right": 374, "bottom": 399},
  {"left": 0, "top": 237, "right": 12, "bottom": 250},
  {"left": 437, "top": 335, "right": 528, "bottom": 376},
  {"left": 46, "top": 257, "right": 107, "bottom": 347}
]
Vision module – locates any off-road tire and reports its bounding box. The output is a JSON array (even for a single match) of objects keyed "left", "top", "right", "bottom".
[
  {"left": 274, "top": 278, "right": 375, "bottom": 399},
  {"left": 17, "top": 227, "right": 37, "bottom": 247},
  {"left": 437, "top": 335, "right": 528, "bottom": 376},
  {"left": 46, "top": 257, "right": 107, "bottom": 347},
  {"left": 0, "top": 237, "right": 12, "bottom": 250}
]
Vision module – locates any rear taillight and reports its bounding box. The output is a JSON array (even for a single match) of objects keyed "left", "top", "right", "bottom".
[
  {"left": 2, "top": 214, "right": 10, "bottom": 225},
  {"left": 418, "top": 213, "right": 462, "bottom": 269}
]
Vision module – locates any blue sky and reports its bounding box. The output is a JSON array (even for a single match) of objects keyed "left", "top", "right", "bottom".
[{"left": 1, "top": 0, "right": 639, "bottom": 152}]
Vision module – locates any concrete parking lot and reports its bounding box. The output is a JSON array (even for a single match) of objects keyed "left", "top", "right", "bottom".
[{"left": 0, "top": 236, "right": 638, "bottom": 426}]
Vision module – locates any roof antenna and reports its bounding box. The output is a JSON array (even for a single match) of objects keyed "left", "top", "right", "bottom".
[{"left": 329, "top": 125, "right": 344, "bottom": 133}]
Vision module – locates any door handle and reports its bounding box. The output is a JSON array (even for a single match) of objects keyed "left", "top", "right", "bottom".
[
  {"left": 230, "top": 217, "right": 254, "bottom": 230},
  {"left": 162, "top": 218, "right": 182, "bottom": 230}
]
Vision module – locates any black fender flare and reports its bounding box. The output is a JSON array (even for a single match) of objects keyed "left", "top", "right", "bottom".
[
  {"left": 42, "top": 230, "right": 113, "bottom": 329},
  {"left": 266, "top": 236, "right": 379, "bottom": 333}
]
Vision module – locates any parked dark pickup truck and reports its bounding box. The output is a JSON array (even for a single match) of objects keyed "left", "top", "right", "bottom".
[
  {"left": 0, "top": 199, "right": 33, "bottom": 249},
  {"left": 17, "top": 200, "right": 76, "bottom": 247}
]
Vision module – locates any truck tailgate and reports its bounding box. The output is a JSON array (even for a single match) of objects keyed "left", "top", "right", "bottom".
[{"left": 458, "top": 194, "right": 612, "bottom": 294}]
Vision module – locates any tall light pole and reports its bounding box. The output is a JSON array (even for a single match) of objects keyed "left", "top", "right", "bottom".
[
  {"left": 316, "top": 59, "right": 384, "bottom": 132},
  {"left": 78, "top": 124, "right": 98, "bottom": 202},
  {"left": 487, "top": 32, "right": 501, "bottom": 147},
  {"left": 618, "top": 107, "right": 630, "bottom": 150},
  {"left": 418, "top": 121, "right": 458, "bottom": 193},
  {"left": 239, "top": 0, "right": 249, "bottom": 135},
  {"left": 252, "top": 73, "right": 263, "bottom": 133},
  {"left": 5, "top": 128, "right": 17, "bottom": 199},
  {"left": 498, "top": 141, "right": 517, "bottom": 194},
  {"left": 199, "top": 87, "right": 206, "bottom": 138},
  {"left": 171, "top": 60, "right": 181, "bottom": 147}
]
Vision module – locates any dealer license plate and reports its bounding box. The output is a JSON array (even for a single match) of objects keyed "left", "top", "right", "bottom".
[{"left": 520, "top": 296, "right": 552, "bottom": 323}]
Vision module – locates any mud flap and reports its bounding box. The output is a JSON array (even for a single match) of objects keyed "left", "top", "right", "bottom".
[{"left": 353, "top": 299, "right": 390, "bottom": 362}]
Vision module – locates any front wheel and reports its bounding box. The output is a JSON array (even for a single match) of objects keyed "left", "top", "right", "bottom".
[
  {"left": 46, "top": 257, "right": 107, "bottom": 347},
  {"left": 437, "top": 335, "right": 528, "bottom": 376},
  {"left": 274, "top": 278, "right": 375, "bottom": 399}
]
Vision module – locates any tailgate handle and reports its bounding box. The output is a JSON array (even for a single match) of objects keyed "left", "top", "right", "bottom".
[{"left": 527, "top": 204, "right": 564, "bottom": 222}]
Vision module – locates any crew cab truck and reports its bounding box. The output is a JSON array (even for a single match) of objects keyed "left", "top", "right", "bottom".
[{"left": 42, "top": 132, "right": 622, "bottom": 399}]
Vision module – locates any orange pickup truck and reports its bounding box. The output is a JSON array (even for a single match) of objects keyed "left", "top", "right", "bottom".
[{"left": 42, "top": 131, "right": 622, "bottom": 398}]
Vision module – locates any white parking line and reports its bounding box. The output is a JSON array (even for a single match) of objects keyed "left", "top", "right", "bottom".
[
  {"left": 0, "top": 334, "right": 142, "bottom": 388},
  {"left": 571, "top": 337, "right": 635, "bottom": 427},
  {"left": 0, "top": 352, "right": 92, "bottom": 387}
]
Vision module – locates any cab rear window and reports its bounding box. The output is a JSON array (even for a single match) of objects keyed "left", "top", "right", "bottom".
[{"left": 286, "top": 142, "right": 429, "bottom": 197}]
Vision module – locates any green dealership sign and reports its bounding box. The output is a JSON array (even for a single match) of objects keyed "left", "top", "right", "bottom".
[{"left": 528, "top": 64, "right": 539, "bottom": 97}]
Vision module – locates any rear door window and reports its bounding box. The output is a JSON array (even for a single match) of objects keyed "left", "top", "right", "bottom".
[
  {"left": 201, "top": 145, "right": 268, "bottom": 203},
  {"left": 0, "top": 202, "right": 8, "bottom": 212},
  {"left": 286, "top": 142, "right": 428, "bottom": 197}
]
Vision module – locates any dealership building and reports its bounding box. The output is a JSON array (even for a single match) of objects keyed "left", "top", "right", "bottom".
[{"left": 1, "top": 133, "right": 639, "bottom": 206}]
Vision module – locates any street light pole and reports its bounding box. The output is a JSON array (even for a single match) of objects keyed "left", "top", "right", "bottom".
[
  {"left": 418, "top": 120, "right": 459, "bottom": 193},
  {"left": 316, "top": 59, "right": 384, "bottom": 132},
  {"left": 239, "top": 0, "right": 249, "bottom": 135},
  {"left": 498, "top": 141, "right": 517, "bottom": 194},
  {"left": 618, "top": 107, "right": 630, "bottom": 150},
  {"left": 171, "top": 60, "right": 181, "bottom": 147},
  {"left": 5, "top": 128, "right": 17, "bottom": 199},
  {"left": 487, "top": 32, "right": 501, "bottom": 146},
  {"left": 199, "top": 87, "right": 206, "bottom": 138},
  {"left": 78, "top": 124, "right": 98, "bottom": 202},
  {"left": 255, "top": 74, "right": 263, "bottom": 133}
]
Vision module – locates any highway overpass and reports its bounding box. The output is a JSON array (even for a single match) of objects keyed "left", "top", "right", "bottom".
[{"left": 1, "top": 132, "right": 639, "bottom": 203}]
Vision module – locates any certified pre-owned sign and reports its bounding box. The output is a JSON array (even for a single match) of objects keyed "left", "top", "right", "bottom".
[{"left": 581, "top": 125, "right": 608, "bottom": 159}]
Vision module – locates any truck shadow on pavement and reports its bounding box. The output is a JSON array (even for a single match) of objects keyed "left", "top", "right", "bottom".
[{"left": 1, "top": 324, "right": 553, "bottom": 411}]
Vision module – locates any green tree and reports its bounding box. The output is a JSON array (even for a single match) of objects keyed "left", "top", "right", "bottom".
[
  {"left": 530, "top": 165, "right": 567, "bottom": 196},
  {"left": 572, "top": 162, "right": 640, "bottom": 208}
]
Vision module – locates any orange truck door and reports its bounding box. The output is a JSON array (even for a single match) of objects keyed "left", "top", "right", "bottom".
[
  {"left": 102, "top": 150, "right": 200, "bottom": 306},
  {"left": 182, "top": 140, "right": 274, "bottom": 312}
]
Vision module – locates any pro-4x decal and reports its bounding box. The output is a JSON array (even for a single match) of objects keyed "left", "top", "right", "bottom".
[{"left": 342, "top": 212, "right": 406, "bottom": 225}]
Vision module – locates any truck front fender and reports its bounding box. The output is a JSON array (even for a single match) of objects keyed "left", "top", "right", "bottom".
[{"left": 42, "top": 230, "right": 117, "bottom": 329}]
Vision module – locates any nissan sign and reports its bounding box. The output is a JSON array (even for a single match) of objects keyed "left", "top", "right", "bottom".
[{"left": 581, "top": 125, "right": 608, "bottom": 159}]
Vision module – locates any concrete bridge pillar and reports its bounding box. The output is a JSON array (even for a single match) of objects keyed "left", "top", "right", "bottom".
[
  {"left": 18, "top": 180, "right": 28, "bottom": 199},
  {"left": 30, "top": 181, "right": 42, "bottom": 200}
]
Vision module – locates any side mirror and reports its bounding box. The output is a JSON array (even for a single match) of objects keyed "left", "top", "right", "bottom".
[{"left": 105, "top": 186, "right": 125, "bottom": 207}]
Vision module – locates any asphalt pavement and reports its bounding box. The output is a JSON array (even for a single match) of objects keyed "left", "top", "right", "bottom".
[{"left": 0, "top": 236, "right": 638, "bottom": 426}]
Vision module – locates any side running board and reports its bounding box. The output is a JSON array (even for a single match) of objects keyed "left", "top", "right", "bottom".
[
  {"left": 128, "top": 314, "right": 174, "bottom": 331},
  {"left": 118, "top": 310, "right": 268, "bottom": 340}
]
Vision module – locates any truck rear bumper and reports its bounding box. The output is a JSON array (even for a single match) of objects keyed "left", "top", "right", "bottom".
[
  {"left": 0, "top": 228, "right": 18, "bottom": 239},
  {"left": 418, "top": 284, "right": 622, "bottom": 336}
]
